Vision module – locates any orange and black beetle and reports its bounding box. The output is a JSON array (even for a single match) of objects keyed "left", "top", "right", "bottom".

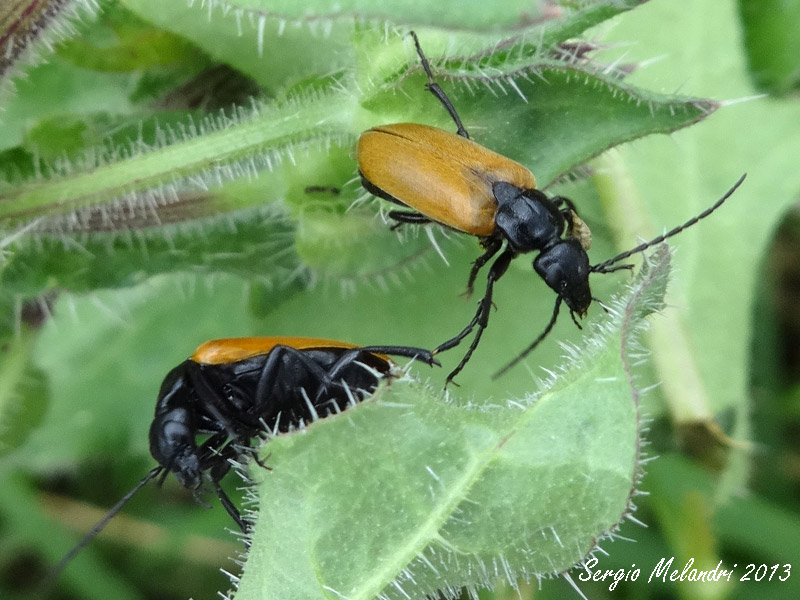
[
  {"left": 150, "top": 336, "right": 437, "bottom": 529},
  {"left": 358, "top": 32, "right": 745, "bottom": 383},
  {"left": 51, "top": 337, "right": 437, "bottom": 581}
]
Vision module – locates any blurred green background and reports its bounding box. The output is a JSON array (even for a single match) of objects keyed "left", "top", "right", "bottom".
[{"left": 1, "top": 0, "right": 800, "bottom": 599}]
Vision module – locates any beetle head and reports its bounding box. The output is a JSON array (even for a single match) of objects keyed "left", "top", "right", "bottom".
[
  {"left": 534, "top": 238, "right": 592, "bottom": 315},
  {"left": 149, "top": 407, "right": 202, "bottom": 489},
  {"left": 149, "top": 368, "right": 203, "bottom": 490}
]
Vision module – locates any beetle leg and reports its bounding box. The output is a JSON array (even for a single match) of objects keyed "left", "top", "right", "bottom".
[
  {"left": 435, "top": 248, "right": 516, "bottom": 384},
  {"left": 318, "top": 348, "right": 381, "bottom": 402},
  {"left": 549, "top": 195, "right": 576, "bottom": 236},
  {"left": 323, "top": 346, "right": 438, "bottom": 394},
  {"left": 387, "top": 210, "right": 433, "bottom": 230},
  {"left": 464, "top": 237, "right": 503, "bottom": 298},
  {"left": 551, "top": 195, "right": 579, "bottom": 214},
  {"left": 359, "top": 345, "right": 440, "bottom": 366},
  {"left": 189, "top": 367, "right": 248, "bottom": 440},
  {"left": 196, "top": 432, "right": 235, "bottom": 479},
  {"left": 209, "top": 476, "right": 250, "bottom": 534},
  {"left": 254, "top": 346, "right": 344, "bottom": 425},
  {"left": 408, "top": 31, "right": 471, "bottom": 139},
  {"left": 552, "top": 195, "right": 592, "bottom": 251},
  {"left": 255, "top": 346, "right": 334, "bottom": 396},
  {"left": 249, "top": 450, "right": 272, "bottom": 471}
]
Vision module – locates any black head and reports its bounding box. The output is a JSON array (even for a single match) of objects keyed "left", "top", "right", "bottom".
[
  {"left": 149, "top": 407, "right": 202, "bottom": 489},
  {"left": 533, "top": 238, "right": 592, "bottom": 315},
  {"left": 149, "top": 365, "right": 203, "bottom": 490}
]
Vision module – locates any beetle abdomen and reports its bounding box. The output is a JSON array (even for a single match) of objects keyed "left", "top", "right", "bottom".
[{"left": 358, "top": 123, "right": 536, "bottom": 237}]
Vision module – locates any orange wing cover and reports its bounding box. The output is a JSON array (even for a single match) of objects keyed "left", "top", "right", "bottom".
[
  {"left": 357, "top": 123, "right": 537, "bottom": 236},
  {"left": 191, "top": 337, "right": 360, "bottom": 365}
]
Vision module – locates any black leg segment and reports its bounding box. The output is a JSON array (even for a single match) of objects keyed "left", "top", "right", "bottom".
[
  {"left": 388, "top": 210, "right": 433, "bottom": 230},
  {"left": 435, "top": 247, "right": 517, "bottom": 384},
  {"left": 464, "top": 236, "right": 503, "bottom": 297},
  {"left": 408, "top": 31, "right": 470, "bottom": 139}
]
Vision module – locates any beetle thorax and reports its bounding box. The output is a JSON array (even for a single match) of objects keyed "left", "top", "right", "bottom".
[{"left": 492, "top": 182, "right": 563, "bottom": 253}]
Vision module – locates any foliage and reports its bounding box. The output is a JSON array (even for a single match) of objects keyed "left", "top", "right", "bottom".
[{"left": 0, "top": 0, "right": 799, "bottom": 599}]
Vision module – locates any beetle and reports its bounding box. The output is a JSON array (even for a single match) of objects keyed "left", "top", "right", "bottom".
[
  {"left": 149, "top": 336, "right": 438, "bottom": 527},
  {"left": 357, "top": 31, "right": 746, "bottom": 383},
  {"left": 48, "top": 337, "right": 438, "bottom": 585}
]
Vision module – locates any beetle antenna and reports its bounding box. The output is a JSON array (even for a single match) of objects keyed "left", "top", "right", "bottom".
[
  {"left": 42, "top": 466, "right": 163, "bottom": 595},
  {"left": 492, "top": 296, "right": 563, "bottom": 379},
  {"left": 590, "top": 173, "right": 746, "bottom": 273}
]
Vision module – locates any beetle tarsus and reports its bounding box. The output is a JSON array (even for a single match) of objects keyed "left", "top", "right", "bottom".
[
  {"left": 439, "top": 248, "right": 515, "bottom": 384},
  {"left": 387, "top": 209, "right": 433, "bottom": 228}
]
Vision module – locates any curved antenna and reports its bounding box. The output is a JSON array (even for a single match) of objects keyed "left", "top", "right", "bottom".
[
  {"left": 591, "top": 174, "right": 747, "bottom": 273},
  {"left": 492, "top": 296, "right": 563, "bottom": 379},
  {"left": 41, "top": 466, "right": 163, "bottom": 594}
]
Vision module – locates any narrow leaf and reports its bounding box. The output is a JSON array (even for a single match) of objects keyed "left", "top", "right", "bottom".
[{"left": 0, "top": 0, "right": 100, "bottom": 105}]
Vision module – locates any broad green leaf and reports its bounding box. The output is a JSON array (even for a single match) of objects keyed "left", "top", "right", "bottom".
[
  {"left": 56, "top": 5, "right": 205, "bottom": 74},
  {"left": 0, "top": 59, "right": 139, "bottom": 150},
  {"left": 739, "top": 0, "right": 800, "bottom": 95},
  {"left": 234, "top": 249, "right": 670, "bottom": 600},
  {"left": 2, "top": 2, "right": 786, "bottom": 599},
  {"left": 600, "top": 0, "right": 800, "bottom": 500}
]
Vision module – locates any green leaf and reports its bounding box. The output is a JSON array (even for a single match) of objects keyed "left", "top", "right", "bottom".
[
  {"left": 234, "top": 248, "right": 670, "bottom": 600},
  {"left": 1, "top": 200, "right": 299, "bottom": 297},
  {"left": 0, "top": 22, "right": 714, "bottom": 296},
  {"left": 124, "top": 0, "right": 646, "bottom": 89},
  {"left": 0, "top": 0, "right": 100, "bottom": 105},
  {"left": 739, "top": 0, "right": 800, "bottom": 95},
  {"left": 3, "top": 2, "right": 785, "bottom": 598},
  {"left": 55, "top": 5, "right": 205, "bottom": 74},
  {"left": 600, "top": 0, "right": 800, "bottom": 500},
  {"left": 0, "top": 59, "right": 139, "bottom": 152},
  {"left": 0, "top": 326, "right": 48, "bottom": 457}
]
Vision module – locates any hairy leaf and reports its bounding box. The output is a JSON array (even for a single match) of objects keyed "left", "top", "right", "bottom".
[{"left": 234, "top": 249, "right": 670, "bottom": 600}]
